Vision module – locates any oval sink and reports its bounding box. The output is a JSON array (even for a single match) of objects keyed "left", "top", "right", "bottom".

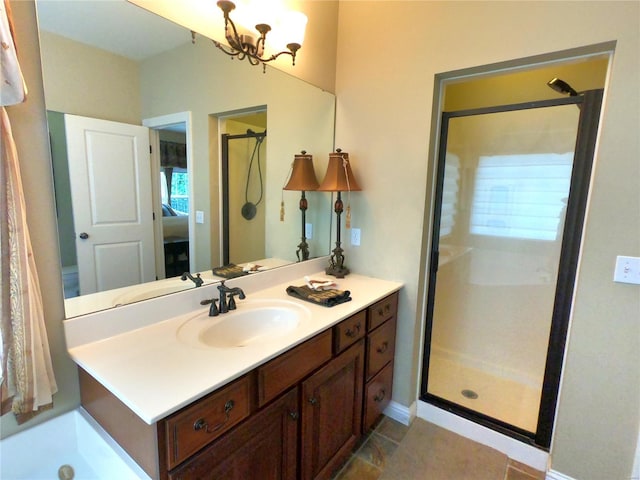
[{"left": 177, "top": 299, "right": 310, "bottom": 349}]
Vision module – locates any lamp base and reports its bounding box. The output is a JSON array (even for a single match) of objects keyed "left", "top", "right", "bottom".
[
  {"left": 325, "top": 264, "right": 350, "bottom": 278},
  {"left": 326, "top": 243, "right": 350, "bottom": 278},
  {"left": 296, "top": 238, "right": 310, "bottom": 262}
]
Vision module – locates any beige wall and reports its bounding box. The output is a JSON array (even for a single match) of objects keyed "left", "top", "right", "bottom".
[
  {"left": 39, "top": 31, "right": 141, "bottom": 124},
  {"left": 334, "top": 1, "right": 639, "bottom": 479}
]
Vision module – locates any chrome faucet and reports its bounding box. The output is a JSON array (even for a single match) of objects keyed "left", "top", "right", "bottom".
[
  {"left": 181, "top": 272, "right": 204, "bottom": 287},
  {"left": 217, "top": 281, "right": 246, "bottom": 313}
]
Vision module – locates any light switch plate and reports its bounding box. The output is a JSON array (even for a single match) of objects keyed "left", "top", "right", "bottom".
[
  {"left": 195, "top": 210, "right": 204, "bottom": 224},
  {"left": 305, "top": 223, "right": 312, "bottom": 239},
  {"left": 351, "top": 228, "right": 361, "bottom": 246},
  {"left": 613, "top": 256, "right": 640, "bottom": 284}
]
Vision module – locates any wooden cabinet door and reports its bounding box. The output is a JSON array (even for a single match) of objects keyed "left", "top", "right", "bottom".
[
  {"left": 301, "top": 340, "right": 364, "bottom": 480},
  {"left": 168, "top": 388, "right": 299, "bottom": 480}
]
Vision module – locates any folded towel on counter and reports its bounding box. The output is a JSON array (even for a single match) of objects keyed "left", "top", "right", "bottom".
[
  {"left": 243, "top": 263, "right": 267, "bottom": 273},
  {"left": 212, "top": 264, "right": 248, "bottom": 279},
  {"left": 286, "top": 285, "right": 352, "bottom": 307},
  {"left": 304, "top": 276, "right": 338, "bottom": 291}
]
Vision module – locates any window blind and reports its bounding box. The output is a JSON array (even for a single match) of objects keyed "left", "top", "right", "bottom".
[{"left": 470, "top": 153, "right": 573, "bottom": 241}]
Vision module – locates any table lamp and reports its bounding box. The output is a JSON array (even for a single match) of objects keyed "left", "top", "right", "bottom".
[
  {"left": 283, "top": 151, "right": 319, "bottom": 261},
  {"left": 317, "top": 149, "right": 361, "bottom": 277}
]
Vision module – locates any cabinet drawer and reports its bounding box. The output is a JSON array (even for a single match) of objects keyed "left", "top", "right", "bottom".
[
  {"left": 169, "top": 387, "right": 299, "bottom": 480},
  {"left": 368, "top": 292, "right": 398, "bottom": 331},
  {"left": 363, "top": 362, "right": 393, "bottom": 432},
  {"left": 165, "top": 375, "right": 252, "bottom": 470},
  {"left": 258, "top": 330, "right": 332, "bottom": 407},
  {"left": 366, "top": 317, "right": 396, "bottom": 380},
  {"left": 333, "top": 310, "right": 366, "bottom": 354}
]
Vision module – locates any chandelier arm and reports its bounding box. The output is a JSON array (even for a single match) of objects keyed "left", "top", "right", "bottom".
[
  {"left": 212, "top": 40, "right": 244, "bottom": 58},
  {"left": 262, "top": 50, "right": 295, "bottom": 63}
]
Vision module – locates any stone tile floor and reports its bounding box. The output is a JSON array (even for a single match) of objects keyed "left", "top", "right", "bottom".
[{"left": 332, "top": 416, "right": 545, "bottom": 480}]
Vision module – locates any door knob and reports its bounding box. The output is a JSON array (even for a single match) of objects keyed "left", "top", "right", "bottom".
[{"left": 79, "top": 232, "right": 89, "bottom": 240}]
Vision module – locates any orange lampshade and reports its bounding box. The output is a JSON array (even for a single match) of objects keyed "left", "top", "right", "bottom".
[
  {"left": 317, "top": 150, "right": 362, "bottom": 192},
  {"left": 283, "top": 151, "right": 319, "bottom": 191}
]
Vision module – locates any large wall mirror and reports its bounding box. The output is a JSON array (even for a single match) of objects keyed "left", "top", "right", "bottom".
[{"left": 36, "top": 0, "right": 335, "bottom": 318}]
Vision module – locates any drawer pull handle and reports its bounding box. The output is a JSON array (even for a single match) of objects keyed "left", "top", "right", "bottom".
[
  {"left": 377, "top": 304, "right": 391, "bottom": 316},
  {"left": 376, "top": 342, "right": 389, "bottom": 354},
  {"left": 345, "top": 323, "right": 361, "bottom": 337},
  {"left": 289, "top": 411, "right": 299, "bottom": 420},
  {"left": 193, "top": 399, "right": 235, "bottom": 433},
  {"left": 374, "top": 389, "right": 386, "bottom": 403},
  {"left": 308, "top": 397, "right": 318, "bottom": 406}
]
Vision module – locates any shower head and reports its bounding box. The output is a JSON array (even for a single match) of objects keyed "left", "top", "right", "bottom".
[
  {"left": 547, "top": 78, "right": 579, "bottom": 96},
  {"left": 246, "top": 128, "right": 267, "bottom": 140}
]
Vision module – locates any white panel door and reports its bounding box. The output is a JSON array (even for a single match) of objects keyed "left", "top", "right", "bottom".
[{"left": 65, "top": 114, "right": 155, "bottom": 295}]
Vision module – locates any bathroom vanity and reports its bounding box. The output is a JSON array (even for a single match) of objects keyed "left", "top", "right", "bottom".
[{"left": 64, "top": 260, "right": 401, "bottom": 480}]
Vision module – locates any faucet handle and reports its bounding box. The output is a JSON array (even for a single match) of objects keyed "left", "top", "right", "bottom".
[
  {"left": 200, "top": 298, "right": 219, "bottom": 316},
  {"left": 209, "top": 299, "right": 219, "bottom": 316},
  {"left": 228, "top": 294, "right": 238, "bottom": 310}
]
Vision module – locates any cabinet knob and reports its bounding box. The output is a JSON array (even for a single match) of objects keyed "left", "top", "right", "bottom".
[
  {"left": 289, "top": 411, "right": 299, "bottom": 420},
  {"left": 308, "top": 397, "right": 318, "bottom": 406},
  {"left": 374, "top": 389, "right": 386, "bottom": 403},
  {"left": 193, "top": 399, "right": 235, "bottom": 433},
  {"left": 345, "top": 323, "right": 361, "bottom": 337},
  {"left": 376, "top": 341, "right": 389, "bottom": 354}
]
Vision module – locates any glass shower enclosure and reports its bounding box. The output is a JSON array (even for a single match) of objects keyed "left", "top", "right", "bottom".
[{"left": 421, "top": 91, "right": 603, "bottom": 448}]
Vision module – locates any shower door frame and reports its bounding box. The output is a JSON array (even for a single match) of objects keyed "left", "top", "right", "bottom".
[{"left": 420, "top": 89, "right": 604, "bottom": 449}]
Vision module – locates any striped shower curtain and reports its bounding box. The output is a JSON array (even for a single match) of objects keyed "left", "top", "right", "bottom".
[{"left": 0, "top": 0, "right": 58, "bottom": 424}]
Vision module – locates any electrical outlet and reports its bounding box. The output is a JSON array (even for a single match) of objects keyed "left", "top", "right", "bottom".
[
  {"left": 613, "top": 256, "right": 640, "bottom": 284},
  {"left": 305, "top": 223, "right": 312, "bottom": 239},
  {"left": 351, "top": 228, "right": 361, "bottom": 246}
]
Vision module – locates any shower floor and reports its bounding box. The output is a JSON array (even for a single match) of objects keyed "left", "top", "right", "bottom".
[{"left": 427, "top": 352, "right": 542, "bottom": 433}]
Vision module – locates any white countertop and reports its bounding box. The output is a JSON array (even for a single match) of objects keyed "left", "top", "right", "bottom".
[{"left": 65, "top": 260, "right": 402, "bottom": 425}]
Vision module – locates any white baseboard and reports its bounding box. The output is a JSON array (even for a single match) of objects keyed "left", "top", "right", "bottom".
[
  {"left": 546, "top": 470, "right": 577, "bottom": 480},
  {"left": 383, "top": 400, "right": 416, "bottom": 426},
  {"left": 417, "top": 400, "right": 549, "bottom": 472}
]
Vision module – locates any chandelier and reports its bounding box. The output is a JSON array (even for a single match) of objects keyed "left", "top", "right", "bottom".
[{"left": 212, "top": 1, "right": 307, "bottom": 72}]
